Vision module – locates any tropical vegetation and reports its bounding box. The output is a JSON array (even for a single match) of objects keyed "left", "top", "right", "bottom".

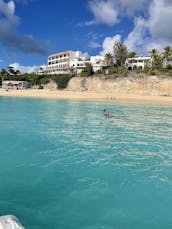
[{"left": 0, "top": 43, "right": 172, "bottom": 89}]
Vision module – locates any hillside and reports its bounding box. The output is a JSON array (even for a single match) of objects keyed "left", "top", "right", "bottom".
[{"left": 67, "top": 75, "right": 172, "bottom": 97}]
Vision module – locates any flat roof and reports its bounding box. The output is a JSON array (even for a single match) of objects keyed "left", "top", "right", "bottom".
[
  {"left": 49, "top": 50, "right": 74, "bottom": 57},
  {"left": 127, "top": 56, "right": 151, "bottom": 60}
]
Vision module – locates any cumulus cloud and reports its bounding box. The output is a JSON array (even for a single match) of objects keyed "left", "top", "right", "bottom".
[
  {"left": 88, "top": 0, "right": 118, "bottom": 25},
  {"left": 124, "top": 17, "right": 149, "bottom": 53},
  {"left": 0, "top": 0, "right": 48, "bottom": 55},
  {"left": 100, "top": 34, "right": 121, "bottom": 55},
  {"left": 99, "top": 0, "right": 172, "bottom": 56},
  {"left": 9, "top": 62, "right": 40, "bottom": 73},
  {"left": 0, "top": 0, "right": 16, "bottom": 19},
  {"left": 79, "top": 0, "right": 150, "bottom": 26},
  {"left": 148, "top": 0, "right": 172, "bottom": 41},
  {"left": 80, "top": 0, "right": 172, "bottom": 55},
  {"left": 79, "top": 0, "right": 119, "bottom": 26},
  {"left": 124, "top": 0, "right": 172, "bottom": 54},
  {"left": 119, "top": 0, "right": 148, "bottom": 15}
]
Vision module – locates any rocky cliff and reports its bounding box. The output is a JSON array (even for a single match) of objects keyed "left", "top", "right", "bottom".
[{"left": 67, "top": 75, "right": 172, "bottom": 96}]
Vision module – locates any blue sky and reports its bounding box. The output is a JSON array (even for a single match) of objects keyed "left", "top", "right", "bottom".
[{"left": 0, "top": 0, "right": 172, "bottom": 73}]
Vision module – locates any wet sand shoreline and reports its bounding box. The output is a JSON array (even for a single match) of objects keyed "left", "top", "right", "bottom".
[{"left": 0, "top": 89, "right": 172, "bottom": 105}]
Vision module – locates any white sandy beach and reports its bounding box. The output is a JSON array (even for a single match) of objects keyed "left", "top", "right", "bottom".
[{"left": 0, "top": 88, "right": 172, "bottom": 104}]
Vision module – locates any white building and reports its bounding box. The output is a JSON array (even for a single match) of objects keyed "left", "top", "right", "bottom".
[
  {"left": 90, "top": 55, "right": 107, "bottom": 72},
  {"left": 2, "top": 81, "right": 31, "bottom": 90},
  {"left": 37, "top": 65, "right": 48, "bottom": 75},
  {"left": 47, "top": 50, "right": 75, "bottom": 75},
  {"left": 46, "top": 50, "right": 91, "bottom": 75},
  {"left": 126, "top": 56, "right": 152, "bottom": 70},
  {"left": 163, "top": 60, "right": 172, "bottom": 68},
  {"left": 38, "top": 50, "right": 106, "bottom": 75}
]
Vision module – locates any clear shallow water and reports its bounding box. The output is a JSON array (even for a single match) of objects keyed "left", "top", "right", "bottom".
[{"left": 0, "top": 97, "right": 172, "bottom": 229}]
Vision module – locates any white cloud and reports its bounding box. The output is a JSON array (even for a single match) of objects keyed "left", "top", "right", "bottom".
[
  {"left": 119, "top": 0, "right": 148, "bottom": 15},
  {"left": 88, "top": 40, "right": 101, "bottom": 48},
  {"left": 81, "top": 0, "right": 172, "bottom": 55},
  {"left": 9, "top": 62, "right": 40, "bottom": 73},
  {"left": 124, "top": 17, "right": 148, "bottom": 53},
  {"left": 124, "top": 0, "right": 172, "bottom": 54},
  {"left": 148, "top": 0, "right": 172, "bottom": 41},
  {"left": 7, "top": 1, "right": 15, "bottom": 17},
  {"left": 100, "top": 34, "right": 121, "bottom": 55},
  {"left": 0, "top": 0, "right": 48, "bottom": 55},
  {"left": 83, "top": 0, "right": 119, "bottom": 26},
  {"left": 0, "top": 0, "right": 18, "bottom": 20},
  {"left": 79, "top": 0, "right": 150, "bottom": 27}
]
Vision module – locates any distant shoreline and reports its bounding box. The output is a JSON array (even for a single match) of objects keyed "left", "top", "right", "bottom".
[{"left": 0, "top": 89, "right": 172, "bottom": 105}]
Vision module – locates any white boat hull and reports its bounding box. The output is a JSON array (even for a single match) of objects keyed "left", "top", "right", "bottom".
[{"left": 0, "top": 215, "right": 25, "bottom": 229}]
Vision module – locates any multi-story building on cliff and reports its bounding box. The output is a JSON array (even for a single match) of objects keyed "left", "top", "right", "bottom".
[
  {"left": 126, "top": 56, "right": 152, "bottom": 70},
  {"left": 38, "top": 50, "right": 107, "bottom": 75}
]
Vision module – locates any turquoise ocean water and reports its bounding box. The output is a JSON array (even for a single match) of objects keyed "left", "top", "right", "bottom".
[{"left": 0, "top": 96, "right": 172, "bottom": 229}]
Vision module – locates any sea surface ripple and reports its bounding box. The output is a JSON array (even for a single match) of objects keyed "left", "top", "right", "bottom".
[{"left": 0, "top": 97, "right": 172, "bottom": 229}]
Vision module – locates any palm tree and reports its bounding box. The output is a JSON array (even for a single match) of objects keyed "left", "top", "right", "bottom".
[
  {"left": 16, "top": 70, "right": 21, "bottom": 76},
  {"left": 104, "top": 53, "right": 113, "bottom": 66},
  {"left": 0, "top": 68, "right": 9, "bottom": 85},
  {"left": 85, "top": 63, "right": 94, "bottom": 76},
  {"left": 162, "top": 46, "right": 172, "bottom": 67},
  {"left": 7, "top": 66, "right": 21, "bottom": 80},
  {"left": 128, "top": 51, "right": 137, "bottom": 58},
  {"left": 163, "top": 46, "right": 172, "bottom": 61},
  {"left": 81, "top": 63, "right": 94, "bottom": 77},
  {"left": 149, "top": 49, "right": 159, "bottom": 58},
  {"left": 8, "top": 66, "right": 16, "bottom": 76},
  {"left": 113, "top": 41, "right": 128, "bottom": 67},
  {"left": 149, "top": 49, "right": 163, "bottom": 69}
]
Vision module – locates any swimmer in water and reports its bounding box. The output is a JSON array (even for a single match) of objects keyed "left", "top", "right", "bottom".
[
  {"left": 108, "top": 113, "right": 112, "bottom": 118},
  {"left": 105, "top": 113, "right": 113, "bottom": 118}
]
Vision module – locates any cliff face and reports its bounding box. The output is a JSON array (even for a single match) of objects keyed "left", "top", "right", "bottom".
[{"left": 67, "top": 75, "right": 172, "bottom": 96}]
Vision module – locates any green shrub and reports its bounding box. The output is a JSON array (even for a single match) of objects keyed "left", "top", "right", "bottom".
[
  {"left": 95, "top": 69, "right": 102, "bottom": 75},
  {"left": 108, "top": 66, "right": 117, "bottom": 74},
  {"left": 80, "top": 63, "right": 94, "bottom": 77},
  {"left": 40, "top": 77, "right": 50, "bottom": 85},
  {"left": 80, "top": 69, "right": 89, "bottom": 77},
  {"left": 38, "top": 85, "right": 44, "bottom": 89},
  {"left": 143, "top": 66, "right": 151, "bottom": 74},
  {"left": 166, "top": 65, "right": 172, "bottom": 70},
  {"left": 53, "top": 75, "right": 72, "bottom": 89},
  {"left": 167, "top": 70, "right": 172, "bottom": 76},
  {"left": 148, "top": 69, "right": 156, "bottom": 75},
  {"left": 116, "top": 66, "right": 128, "bottom": 77}
]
